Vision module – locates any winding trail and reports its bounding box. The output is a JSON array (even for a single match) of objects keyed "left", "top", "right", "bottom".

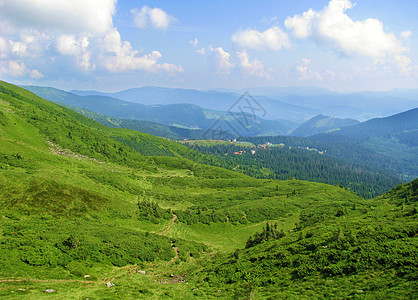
[
  {"left": 159, "top": 214, "right": 177, "bottom": 235},
  {"left": 158, "top": 214, "right": 180, "bottom": 261},
  {"left": 171, "top": 243, "right": 179, "bottom": 261},
  {"left": 0, "top": 279, "right": 95, "bottom": 283}
]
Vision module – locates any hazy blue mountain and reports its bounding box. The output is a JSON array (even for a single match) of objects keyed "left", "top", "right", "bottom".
[
  {"left": 71, "top": 86, "right": 418, "bottom": 122},
  {"left": 279, "top": 93, "right": 417, "bottom": 121},
  {"left": 68, "top": 107, "right": 236, "bottom": 140},
  {"left": 328, "top": 107, "right": 418, "bottom": 140},
  {"left": 24, "top": 86, "right": 298, "bottom": 137},
  {"left": 311, "top": 108, "right": 418, "bottom": 180},
  {"left": 291, "top": 114, "right": 360, "bottom": 137},
  {"left": 236, "top": 86, "right": 340, "bottom": 98},
  {"left": 71, "top": 86, "right": 315, "bottom": 121},
  {"left": 353, "top": 88, "right": 418, "bottom": 100}
]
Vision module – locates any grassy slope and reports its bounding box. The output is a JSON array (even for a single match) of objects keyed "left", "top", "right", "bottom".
[
  {"left": 0, "top": 81, "right": 416, "bottom": 299},
  {"left": 188, "top": 179, "right": 417, "bottom": 299}
]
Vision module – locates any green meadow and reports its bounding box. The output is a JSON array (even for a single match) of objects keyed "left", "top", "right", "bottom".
[{"left": 0, "top": 81, "right": 416, "bottom": 299}]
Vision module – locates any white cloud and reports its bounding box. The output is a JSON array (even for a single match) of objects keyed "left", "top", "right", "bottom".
[
  {"left": 30, "top": 69, "right": 44, "bottom": 79},
  {"left": 285, "top": 0, "right": 410, "bottom": 71},
  {"left": 237, "top": 50, "right": 270, "bottom": 79},
  {"left": 0, "top": 0, "right": 182, "bottom": 77},
  {"left": 196, "top": 48, "right": 205, "bottom": 55},
  {"left": 325, "top": 69, "right": 337, "bottom": 80},
  {"left": 0, "top": 0, "right": 116, "bottom": 34},
  {"left": 401, "top": 31, "right": 412, "bottom": 39},
  {"left": 57, "top": 34, "right": 81, "bottom": 56},
  {"left": 0, "top": 37, "right": 9, "bottom": 58},
  {"left": 101, "top": 28, "right": 183, "bottom": 73},
  {"left": 1, "top": 60, "right": 26, "bottom": 76},
  {"left": 232, "top": 26, "right": 290, "bottom": 50},
  {"left": 394, "top": 55, "right": 412, "bottom": 74},
  {"left": 296, "top": 58, "right": 323, "bottom": 81},
  {"left": 189, "top": 38, "right": 199, "bottom": 46},
  {"left": 0, "top": 60, "right": 43, "bottom": 78},
  {"left": 131, "top": 6, "right": 175, "bottom": 30},
  {"left": 10, "top": 41, "right": 27, "bottom": 57},
  {"left": 56, "top": 34, "right": 94, "bottom": 71},
  {"left": 0, "top": 30, "right": 48, "bottom": 60},
  {"left": 208, "top": 46, "right": 234, "bottom": 74},
  {"left": 284, "top": 9, "right": 318, "bottom": 39}
]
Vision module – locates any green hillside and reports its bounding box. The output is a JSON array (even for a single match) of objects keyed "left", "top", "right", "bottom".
[
  {"left": 0, "top": 81, "right": 416, "bottom": 299},
  {"left": 188, "top": 179, "right": 418, "bottom": 298},
  {"left": 68, "top": 106, "right": 234, "bottom": 140}
]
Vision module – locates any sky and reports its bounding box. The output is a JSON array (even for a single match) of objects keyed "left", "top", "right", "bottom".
[{"left": 0, "top": 0, "right": 417, "bottom": 92}]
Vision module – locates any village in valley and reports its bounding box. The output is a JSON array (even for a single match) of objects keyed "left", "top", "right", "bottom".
[{"left": 181, "top": 138, "right": 327, "bottom": 156}]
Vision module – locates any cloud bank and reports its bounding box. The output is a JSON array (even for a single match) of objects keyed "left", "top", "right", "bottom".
[
  {"left": 285, "top": 0, "right": 410, "bottom": 72},
  {"left": 232, "top": 26, "right": 290, "bottom": 51},
  {"left": 0, "top": 0, "right": 182, "bottom": 79},
  {"left": 131, "top": 6, "right": 176, "bottom": 30}
]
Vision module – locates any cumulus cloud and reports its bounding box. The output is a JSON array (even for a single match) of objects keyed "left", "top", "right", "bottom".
[
  {"left": 237, "top": 50, "right": 270, "bottom": 79},
  {"left": 232, "top": 26, "right": 290, "bottom": 50},
  {"left": 285, "top": 0, "right": 410, "bottom": 71},
  {"left": 0, "top": 30, "right": 48, "bottom": 59},
  {"left": 401, "top": 31, "right": 412, "bottom": 39},
  {"left": 189, "top": 38, "right": 199, "bottom": 46},
  {"left": 57, "top": 34, "right": 94, "bottom": 71},
  {"left": 207, "top": 46, "right": 234, "bottom": 74},
  {"left": 0, "top": 0, "right": 116, "bottom": 34},
  {"left": 0, "top": 0, "right": 183, "bottom": 77},
  {"left": 0, "top": 60, "right": 43, "bottom": 78},
  {"left": 57, "top": 35, "right": 80, "bottom": 56},
  {"left": 195, "top": 48, "right": 205, "bottom": 55},
  {"left": 30, "top": 69, "right": 44, "bottom": 79},
  {"left": 0, "top": 37, "right": 9, "bottom": 58},
  {"left": 100, "top": 28, "right": 183, "bottom": 73},
  {"left": 131, "top": 6, "right": 176, "bottom": 30},
  {"left": 296, "top": 58, "right": 323, "bottom": 81}
]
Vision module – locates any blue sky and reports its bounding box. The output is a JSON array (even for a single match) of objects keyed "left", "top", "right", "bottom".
[{"left": 0, "top": 0, "right": 417, "bottom": 92}]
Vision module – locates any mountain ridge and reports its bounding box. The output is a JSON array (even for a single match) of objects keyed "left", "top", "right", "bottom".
[{"left": 291, "top": 114, "right": 360, "bottom": 137}]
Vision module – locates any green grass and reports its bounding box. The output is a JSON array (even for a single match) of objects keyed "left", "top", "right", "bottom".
[{"left": 0, "top": 81, "right": 416, "bottom": 299}]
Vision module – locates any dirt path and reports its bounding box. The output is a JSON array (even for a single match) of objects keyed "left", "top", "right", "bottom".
[
  {"left": 171, "top": 243, "right": 179, "bottom": 261},
  {"left": 0, "top": 279, "right": 95, "bottom": 283},
  {"left": 159, "top": 214, "right": 177, "bottom": 235}
]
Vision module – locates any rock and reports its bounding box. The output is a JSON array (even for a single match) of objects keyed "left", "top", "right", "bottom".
[
  {"left": 44, "top": 289, "right": 55, "bottom": 293},
  {"left": 138, "top": 270, "right": 146, "bottom": 275},
  {"left": 106, "top": 282, "right": 115, "bottom": 288}
]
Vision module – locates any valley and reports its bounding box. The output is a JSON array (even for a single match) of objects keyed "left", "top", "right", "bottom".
[
  {"left": 0, "top": 81, "right": 416, "bottom": 299},
  {"left": 1, "top": 1, "right": 417, "bottom": 298}
]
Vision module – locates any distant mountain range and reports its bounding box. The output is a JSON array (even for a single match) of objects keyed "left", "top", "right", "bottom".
[
  {"left": 325, "top": 107, "right": 418, "bottom": 140},
  {"left": 70, "top": 86, "right": 418, "bottom": 122},
  {"left": 23, "top": 86, "right": 297, "bottom": 137},
  {"left": 291, "top": 114, "right": 359, "bottom": 137},
  {"left": 310, "top": 108, "right": 418, "bottom": 180},
  {"left": 70, "top": 86, "right": 315, "bottom": 122},
  {"left": 23, "top": 85, "right": 418, "bottom": 140},
  {"left": 223, "top": 86, "right": 418, "bottom": 120}
]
